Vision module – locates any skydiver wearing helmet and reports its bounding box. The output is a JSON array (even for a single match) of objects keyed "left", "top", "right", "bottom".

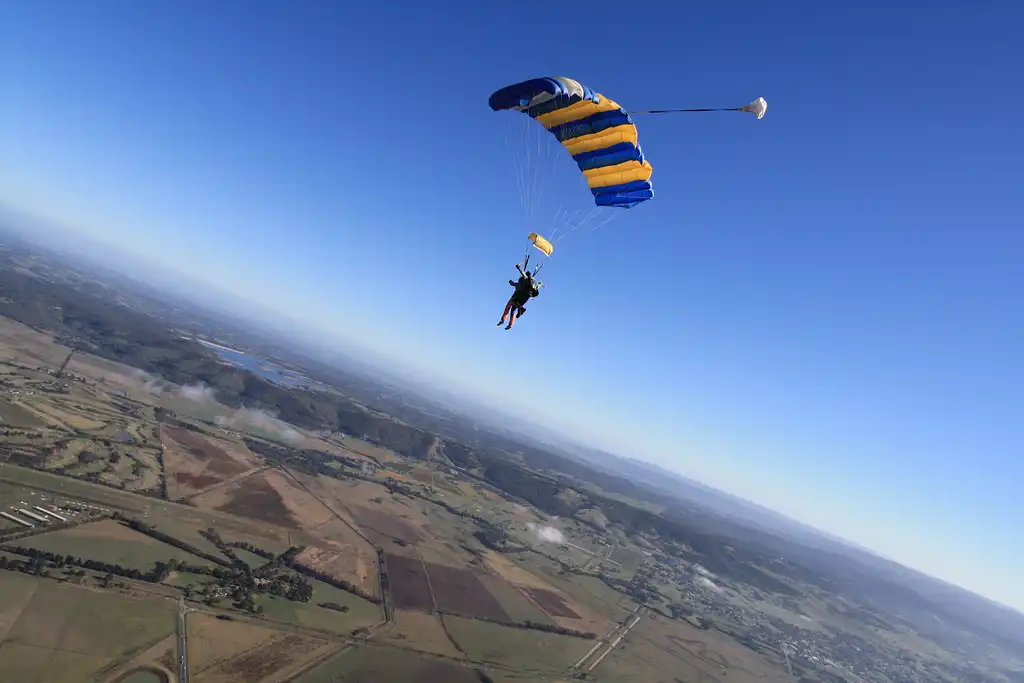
[{"left": 497, "top": 264, "right": 540, "bottom": 330}]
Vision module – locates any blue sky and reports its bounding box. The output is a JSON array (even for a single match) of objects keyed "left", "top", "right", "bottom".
[{"left": 1, "top": 1, "right": 1021, "bottom": 610}]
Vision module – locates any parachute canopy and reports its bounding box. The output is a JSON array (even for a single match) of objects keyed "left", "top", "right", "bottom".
[
  {"left": 489, "top": 77, "right": 653, "bottom": 209},
  {"left": 528, "top": 232, "right": 554, "bottom": 257}
]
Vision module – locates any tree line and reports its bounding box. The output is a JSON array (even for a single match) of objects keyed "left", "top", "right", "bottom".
[{"left": 114, "top": 514, "right": 233, "bottom": 567}]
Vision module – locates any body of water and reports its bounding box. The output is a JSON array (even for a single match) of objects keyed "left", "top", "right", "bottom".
[{"left": 197, "top": 340, "right": 313, "bottom": 389}]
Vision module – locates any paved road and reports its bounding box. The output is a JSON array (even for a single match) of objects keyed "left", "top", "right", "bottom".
[
  {"left": 571, "top": 605, "right": 643, "bottom": 674},
  {"left": 177, "top": 596, "right": 189, "bottom": 683}
]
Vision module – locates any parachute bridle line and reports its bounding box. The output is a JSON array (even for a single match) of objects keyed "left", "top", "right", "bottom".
[
  {"left": 631, "top": 97, "right": 768, "bottom": 119},
  {"left": 631, "top": 107, "right": 744, "bottom": 115}
]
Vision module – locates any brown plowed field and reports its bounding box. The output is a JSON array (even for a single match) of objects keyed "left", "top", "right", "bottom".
[
  {"left": 212, "top": 474, "right": 298, "bottom": 528},
  {"left": 161, "top": 425, "right": 260, "bottom": 499},
  {"left": 520, "top": 586, "right": 581, "bottom": 619},
  {"left": 385, "top": 553, "right": 434, "bottom": 611},
  {"left": 348, "top": 504, "right": 423, "bottom": 545},
  {"left": 191, "top": 469, "right": 336, "bottom": 532},
  {"left": 201, "top": 633, "right": 331, "bottom": 683},
  {"left": 425, "top": 562, "right": 510, "bottom": 622}
]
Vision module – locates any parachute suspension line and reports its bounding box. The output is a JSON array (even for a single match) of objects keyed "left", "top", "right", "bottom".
[
  {"left": 585, "top": 209, "right": 622, "bottom": 234},
  {"left": 504, "top": 123, "right": 526, "bottom": 220},
  {"left": 554, "top": 206, "right": 600, "bottom": 244},
  {"left": 548, "top": 200, "right": 567, "bottom": 243}
]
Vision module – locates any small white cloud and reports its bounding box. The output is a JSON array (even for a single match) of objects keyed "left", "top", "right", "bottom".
[
  {"left": 178, "top": 383, "right": 216, "bottom": 402},
  {"left": 695, "top": 576, "right": 722, "bottom": 593},
  {"left": 217, "top": 408, "right": 302, "bottom": 444},
  {"left": 527, "top": 522, "right": 566, "bottom": 544}
]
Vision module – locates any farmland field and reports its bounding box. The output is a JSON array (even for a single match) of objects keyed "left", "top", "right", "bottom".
[
  {"left": 161, "top": 424, "right": 261, "bottom": 499},
  {"left": 595, "top": 615, "right": 792, "bottom": 683},
  {"left": 385, "top": 553, "right": 434, "bottom": 611},
  {"left": 190, "top": 468, "right": 340, "bottom": 534},
  {"left": 18, "top": 518, "right": 216, "bottom": 569},
  {"left": 255, "top": 580, "right": 381, "bottom": 635},
  {"left": 0, "top": 571, "right": 176, "bottom": 683},
  {"left": 291, "top": 644, "right": 484, "bottom": 683},
  {"left": 519, "top": 585, "right": 580, "bottom": 619},
  {"left": 477, "top": 574, "right": 551, "bottom": 625},
  {"left": 0, "top": 398, "right": 46, "bottom": 428},
  {"left": 375, "top": 609, "right": 463, "bottom": 657},
  {"left": 297, "top": 540, "right": 378, "bottom": 597},
  {"left": 443, "top": 614, "right": 594, "bottom": 673},
  {"left": 425, "top": 561, "right": 511, "bottom": 622},
  {"left": 185, "top": 612, "right": 338, "bottom": 683}
]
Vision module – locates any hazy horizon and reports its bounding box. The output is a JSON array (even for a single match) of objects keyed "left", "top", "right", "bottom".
[{"left": 2, "top": 1, "right": 1021, "bottom": 612}]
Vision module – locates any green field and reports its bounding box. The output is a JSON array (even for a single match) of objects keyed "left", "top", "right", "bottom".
[
  {"left": 121, "top": 670, "right": 164, "bottom": 683},
  {"left": 0, "top": 398, "right": 46, "bottom": 428},
  {"left": 0, "top": 570, "right": 176, "bottom": 683},
  {"left": 478, "top": 574, "right": 551, "bottom": 625},
  {"left": 255, "top": 580, "right": 381, "bottom": 635},
  {"left": 18, "top": 520, "right": 215, "bottom": 570},
  {"left": 443, "top": 614, "right": 593, "bottom": 673},
  {"left": 164, "top": 571, "right": 208, "bottom": 590},
  {"left": 291, "top": 644, "right": 483, "bottom": 683}
]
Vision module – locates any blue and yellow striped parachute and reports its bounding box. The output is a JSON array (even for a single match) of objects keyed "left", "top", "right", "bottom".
[{"left": 489, "top": 77, "right": 654, "bottom": 209}]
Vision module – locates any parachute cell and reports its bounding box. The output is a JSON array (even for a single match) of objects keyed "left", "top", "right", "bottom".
[
  {"left": 528, "top": 233, "right": 554, "bottom": 257},
  {"left": 489, "top": 77, "right": 654, "bottom": 209}
]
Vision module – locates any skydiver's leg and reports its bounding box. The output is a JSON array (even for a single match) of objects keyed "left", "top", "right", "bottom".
[
  {"left": 505, "top": 307, "right": 517, "bottom": 330},
  {"left": 499, "top": 299, "right": 515, "bottom": 325}
]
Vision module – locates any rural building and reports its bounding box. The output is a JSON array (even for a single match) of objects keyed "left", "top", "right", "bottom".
[
  {"left": 34, "top": 506, "right": 67, "bottom": 522},
  {"left": 17, "top": 508, "right": 50, "bottom": 524},
  {"left": 0, "top": 511, "right": 33, "bottom": 528}
]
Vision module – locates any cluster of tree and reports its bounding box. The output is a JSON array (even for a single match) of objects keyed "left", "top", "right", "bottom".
[
  {"left": 1, "top": 429, "right": 46, "bottom": 439},
  {"left": 199, "top": 527, "right": 250, "bottom": 569},
  {"left": 473, "top": 525, "right": 511, "bottom": 552},
  {"left": 3, "top": 449, "right": 38, "bottom": 468},
  {"left": 172, "top": 550, "right": 312, "bottom": 613},
  {"left": 154, "top": 448, "right": 169, "bottom": 500},
  {"left": 227, "top": 540, "right": 276, "bottom": 560},
  {"left": 518, "top": 620, "right": 597, "bottom": 639},
  {"left": 0, "top": 553, "right": 52, "bottom": 577},
  {"left": 317, "top": 602, "right": 350, "bottom": 613},
  {"left": 435, "top": 609, "right": 596, "bottom": 640},
  {"left": 289, "top": 560, "right": 380, "bottom": 604},
  {"left": 256, "top": 542, "right": 380, "bottom": 605},
  {"left": 667, "top": 603, "right": 694, "bottom": 619}
]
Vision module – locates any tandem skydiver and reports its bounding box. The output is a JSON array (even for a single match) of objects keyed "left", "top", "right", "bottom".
[{"left": 497, "top": 263, "right": 540, "bottom": 330}]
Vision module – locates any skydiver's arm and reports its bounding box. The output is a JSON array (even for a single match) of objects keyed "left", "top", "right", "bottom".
[
  {"left": 516, "top": 264, "right": 525, "bottom": 277},
  {"left": 509, "top": 280, "right": 516, "bottom": 286}
]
